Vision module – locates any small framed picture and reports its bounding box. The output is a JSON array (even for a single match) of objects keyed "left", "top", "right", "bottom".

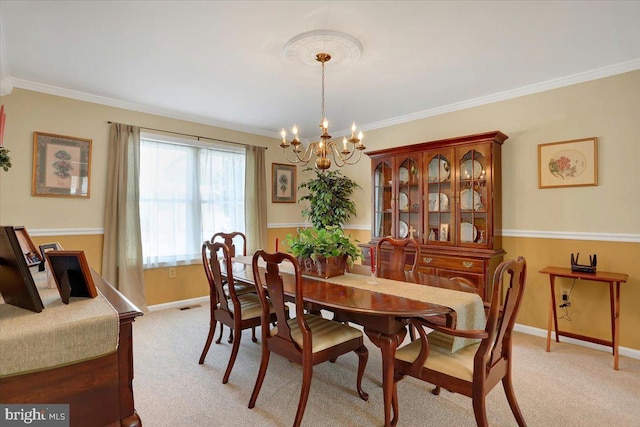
[
  {"left": 272, "top": 163, "right": 297, "bottom": 203},
  {"left": 32, "top": 132, "right": 92, "bottom": 198},
  {"left": 38, "top": 242, "right": 63, "bottom": 272},
  {"left": 45, "top": 250, "right": 98, "bottom": 304},
  {"left": 538, "top": 137, "right": 598, "bottom": 189}
]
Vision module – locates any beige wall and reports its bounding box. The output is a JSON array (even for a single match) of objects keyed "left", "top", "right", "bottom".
[{"left": 1, "top": 71, "right": 639, "bottom": 351}]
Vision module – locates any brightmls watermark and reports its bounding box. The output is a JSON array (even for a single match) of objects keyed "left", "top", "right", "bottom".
[{"left": 0, "top": 405, "right": 68, "bottom": 426}]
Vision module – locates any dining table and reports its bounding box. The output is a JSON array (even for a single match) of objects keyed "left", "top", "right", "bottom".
[{"left": 225, "top": 256, "right": 485, "bottom": 427}]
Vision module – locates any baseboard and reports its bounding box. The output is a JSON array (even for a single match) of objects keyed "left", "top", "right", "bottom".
[
  {"left": 148, "top": 296, "right": 209, "bottom": 312},
  {"left": 514, "top": 323, "right": 640, "bottom": 360}
]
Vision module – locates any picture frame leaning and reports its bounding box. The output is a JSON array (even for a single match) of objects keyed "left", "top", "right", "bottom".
[
  {"left": 45, "top": 250, "right": 98, "bottom": 304},
  {"left": 32, "top": 132, "right": 92, "bottom": 198}
]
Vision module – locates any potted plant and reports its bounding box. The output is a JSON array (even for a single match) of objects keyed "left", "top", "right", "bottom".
[
  {"left": 283, "top": 227, "right": 360, "bottom": 278},
  {"left": 298, "top": 168, "right": 360, "bottom": 229}
]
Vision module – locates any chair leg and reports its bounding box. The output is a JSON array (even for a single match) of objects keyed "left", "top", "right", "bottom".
[
  {"left": 432, "top": 386, "right": 441, "bottom": 395},
  {"left": 198, "top": 319, "right": 217, "bottom": 364},
  {"left": 391, "top": 381, "right": 399, "bottom": 427},
  {"left": 248, "top": 348, "right": 271, "bottom": 409},
  {"left": 251, "top": 326, "right": 257, "bottom": 343},
  {"left": 293, "top": 361, "right": 313, "bottom": 427},
  {"left": 502, "top": 374, "right": 527, "bottom": 426},
  {"left": 228, "top": 328, "right": 234, "bottom": 344},
  {"left": 222, "top": 328, "right": 241, "bottom": 384},
  {"left": 472, "top": 393, "right": 489, "bottom": 427},
  {"left": 355, "top": 344, "right": 369, "bottom": 401},
  {"left": 215, "top": 323, "right": 224, "bottom": 344}
]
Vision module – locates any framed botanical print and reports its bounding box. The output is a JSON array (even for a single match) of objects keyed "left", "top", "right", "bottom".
[
  {"left": 538, "top": 137, "right": 598, "bottom": 189},
  {"left": 272, "top": 163, "right": 296, "bottom": 203},
  {"left": 32, "top": 132, "right": 92, "bottom": 198}
]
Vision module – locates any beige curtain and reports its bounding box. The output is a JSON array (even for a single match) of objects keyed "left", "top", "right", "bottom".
[
  {"left": 244, "top": 145, "right": 267, "bottom": 254},
  {"left": 102, "top": 123, "right": 147, "bottom": 311}
]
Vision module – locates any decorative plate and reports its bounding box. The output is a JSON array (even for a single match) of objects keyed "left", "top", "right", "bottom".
[
  {"left": 461, "top": 159, "right": 483, "bottom": 179},
  {"left": 398, "top": 167, "right": 410, "bottom": 185},
  {"left": 398, "top": 221, "right": 409, "bottom": 238},
  {"left": 428, "top": 158, "right": 450, "bottom": 183},
  {"left": 428, "top": 192, "right": 449, "bottom": 211},
  {"left": 398, "top": 192, "right": 409, "bottom": 211},
  {"left": 460, "top": 222, "right": 477, "bottom": 243},
  {"left": 460, "top": 189, "right": 482, "bottom": 210}
]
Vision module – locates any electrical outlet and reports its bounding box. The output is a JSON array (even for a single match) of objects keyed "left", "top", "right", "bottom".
[
  {"left": 562, "top": 292, "right": 569, "bottom": 301},
  {"left": 168, "top": 267, "right": 176, "bottom": 279}
]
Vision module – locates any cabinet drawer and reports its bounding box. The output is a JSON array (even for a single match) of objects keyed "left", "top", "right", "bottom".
[{"left": 420, "top": 255, "right": 484, "bottom": 273}]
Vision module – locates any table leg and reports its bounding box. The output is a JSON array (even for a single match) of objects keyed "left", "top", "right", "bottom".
[
  {"left": 609, "top": 282, "right": 615, "bottom": 356},
  {"left": 365, "top": 328, "right": 406, "bottom": 427},
  {"left": 614, "top": 282, "right": 620, "bottom": 370},
  {"left": 546, "top": 275, "right": 558, "bottom": 351}
]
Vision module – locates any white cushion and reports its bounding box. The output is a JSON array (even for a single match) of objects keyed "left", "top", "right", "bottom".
[
  {"left": 395, "top": 337, "right": 480, "bottom": 382},
  {"left": 271, "top": 314, "right": 362, "bottom": 353}
]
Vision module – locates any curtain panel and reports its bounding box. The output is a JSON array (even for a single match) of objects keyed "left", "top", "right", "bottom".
[{"left": 102, "top": 123, "right": 147, "bottom": 312}]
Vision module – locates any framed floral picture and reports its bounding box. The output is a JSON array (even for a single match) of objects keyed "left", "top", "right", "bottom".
[
  {"left": 32, "top": 132, "right": 92, "bottom": 198},
  {"left": 538, "top": 137, "right": 598, "bottom": 189},
  {"left": 272, "top": 163, "right": 296, "bottom": 203}
]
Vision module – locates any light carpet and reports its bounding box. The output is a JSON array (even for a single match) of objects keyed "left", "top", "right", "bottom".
[{"left": 132, "top": 304, "right": 640, "bottom": 426}]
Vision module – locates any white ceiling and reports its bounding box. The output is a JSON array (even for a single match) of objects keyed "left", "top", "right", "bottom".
[{"left": 1, "top": 1, "right": 640, "bottom": 141}]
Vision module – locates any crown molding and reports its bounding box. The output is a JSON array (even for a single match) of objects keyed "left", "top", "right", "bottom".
[
  {"left": 362, "top": 58, "right": 640, "bottom": 132},
  {"left": 10, "top": 78, "right": 281, "bottom": 140}
]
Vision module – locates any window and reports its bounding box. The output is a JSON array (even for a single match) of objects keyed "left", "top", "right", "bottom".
[{"left": 139, "top": 134, "right": 245, "bottom": 268}]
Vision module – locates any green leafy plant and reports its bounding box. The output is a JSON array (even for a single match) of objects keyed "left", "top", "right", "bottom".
[
  {"left": 0, "top": 147, "right": 11, "bottom": 172},
  {"left": 283, "top": 227, "right": 360, "bottom": 267},
  {"left": 298, "top": 168, "right": 360, "bottom": 229}
]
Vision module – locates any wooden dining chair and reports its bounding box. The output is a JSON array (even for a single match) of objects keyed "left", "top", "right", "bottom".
[
  {"left": 211, "top": 231, "right": 254, "bottom": 343},
  {"left": 211, "top": 231, "right": 247, "bottom": 257},
  {"left": 248, "top": 250, "right": 369, "bottom": 427},
  {"left": 391, "top": 256, "right": 527, "bottom": 427},
  {"left": 199, "top": 241, "right": 278, "bottom": 384},
  {"left": 375, "top": 237, "right": 421, "bottom": 280}
]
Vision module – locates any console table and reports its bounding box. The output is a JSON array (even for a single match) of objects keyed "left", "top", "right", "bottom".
[{"left": 539, "top": 266, "right": 628, "bottom": 370}]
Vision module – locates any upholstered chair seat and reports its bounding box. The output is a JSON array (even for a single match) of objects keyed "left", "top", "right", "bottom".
[
  {"left": 395, "top": 339, "right": 479, "bottom": 382},
  {"left": 272, "top": 314, "right": 364, "bottom": 353}
]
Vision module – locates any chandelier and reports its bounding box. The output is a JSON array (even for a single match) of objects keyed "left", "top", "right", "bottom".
[{"left": 280, "top": 51, "right": 365, "bottom": 170}]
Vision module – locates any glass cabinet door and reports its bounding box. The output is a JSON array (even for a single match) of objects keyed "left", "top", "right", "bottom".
[
  {"left": 396, "top": 156, "right": 421, "bottom": 241},
  {"left": 457, "top": 145, "right": 490, "bottom": 247},
  {"left": 425, "top": 150, "right": 454, "bottom": 245},
  {"left": 372, "top": 159, "right": 393, "bottom": 238}
]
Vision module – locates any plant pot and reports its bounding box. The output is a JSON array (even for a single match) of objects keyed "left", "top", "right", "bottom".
[{"left": 297, "top": 255, "right": 347, "bottom": 279}]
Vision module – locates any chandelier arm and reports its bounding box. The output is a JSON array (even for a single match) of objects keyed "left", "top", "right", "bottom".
[
  {"left": 328, "top": 140, "right": 358, "bottom": 163},
  {"left": 333, "top": 144, "right": 364, "bottom": 166},
  {"left": 281, "top": 148, "right": 311, "bottom": 166},
  {"left": 282, "top": 141, "right": 319, "bottom": 165},
  {"left": 327, "top": 142, "right": 349, "bottom": 168}
]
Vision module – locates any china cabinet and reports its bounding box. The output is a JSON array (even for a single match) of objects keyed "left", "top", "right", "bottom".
[{"left": 362, "top": 131, "right": 507, "bottom": 301}]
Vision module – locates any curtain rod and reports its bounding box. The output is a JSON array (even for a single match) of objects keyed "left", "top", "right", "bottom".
[{"left": 107, "top": 121, "right": 268, "bottom": 149}]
